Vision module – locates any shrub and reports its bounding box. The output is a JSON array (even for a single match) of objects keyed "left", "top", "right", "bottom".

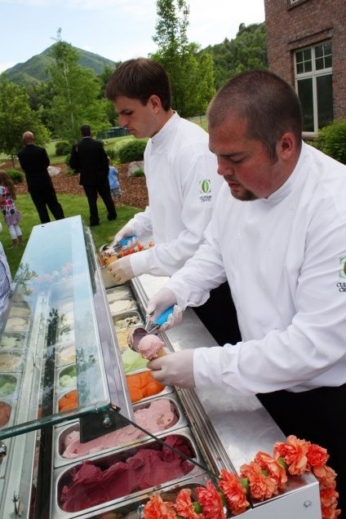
[
  {"left": 55, "top": 140, "right": 71, "bottom": 156},
  {"left": 106, "top": 148, "right": 117, "bottom": 160},
  {"left": 118, "top": 140, "right": 147, "bottom": 163},
  {"left": 64, "top": 154, "right": 78, "bottom": 177},
  {"left": 6, "top": 168, "right": 24, "bottom": 184},
  {"left": 314, "top": 120, "right": 346, "bottom": 164},
  {"left": 133, "top": 168, "right": 145, "bottom": 177}
]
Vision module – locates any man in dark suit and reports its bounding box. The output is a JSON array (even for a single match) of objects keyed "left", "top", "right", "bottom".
[
  {"left": 18, "top": 131, "right": 65, "bottom": 224},
  {"left": 69, "top": 125, "right": 117, "bottom": 226}
]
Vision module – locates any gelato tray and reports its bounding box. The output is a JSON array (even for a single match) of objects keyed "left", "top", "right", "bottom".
[
  {"left": 52, "top": 429, "right": 206, "bottom": 518},
  {"left": 0, "top": 352, "right": 23, "bottom": 373},
  {"left": 53, "top": 393, "right": 188, "bottom": 467},
  {"left": 109, "top": 298, "right": 138, "bottom": 316},
  {"left": 106, "top": 286, "right": 132, "bottom": 304},
  {"left": 3, "top": 315, "right": 29, "bottom": 334},
  {"left": 58, "top": 390, "right": 78, "bottom": 413},
  {"left": 73, "top": 479, "right": 210, "bottom": 519},
  {"left": 58, "top": 326, "right": 75, "bottom": 347},
  {"left": 113, "top": 311, "right": 143, "bottom": 332},
  {"left": 0, "top": 400, "right": 12, "bottom": 429},
  {"left": 56, "top": 345, "right": 76, "bottom": 367},
  {"left": 121, "top": 346, "right": 149, "bottom": 373},
  {"left": 0, "top": 376, "right": 21, "bottom": 468},
  {"left": 0, "top": 373, "right": 20, "bottom": 400},
  {"left": 54, "top": 367, "right": 78, "bottom": 413},
  {"left": 125, "top": 370, "right": 173, "bottom": 404},
  {"left": 0, "top": 332, "right": 27, "bottom": 351},
  {"left": 7, "top": 302, "right": 31, "bottom": 319},
  {"left": 58, "top": 365, "right": 77, "bottom": 390}
]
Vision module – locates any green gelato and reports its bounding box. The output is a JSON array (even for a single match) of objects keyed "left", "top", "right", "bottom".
[{"left": 121, "top": 347, "right": 148, "bottom": 374}]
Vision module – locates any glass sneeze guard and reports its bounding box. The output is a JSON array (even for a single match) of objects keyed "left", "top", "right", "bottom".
[{"left": 0, "top": 216, "right": 133, "bottom": 440}]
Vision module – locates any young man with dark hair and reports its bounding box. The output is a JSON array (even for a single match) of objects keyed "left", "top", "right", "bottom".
[{"left": 105, "top": 58, "right": 241, "bottom": 347}]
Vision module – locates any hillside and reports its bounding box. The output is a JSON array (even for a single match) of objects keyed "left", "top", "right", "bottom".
[{"left": 4, "top": 45, "right": 117, "bottom": 86}]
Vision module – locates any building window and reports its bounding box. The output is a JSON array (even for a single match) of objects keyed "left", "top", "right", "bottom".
[{"left": 294, "top": 41, "right": 333, "bottom": 133}]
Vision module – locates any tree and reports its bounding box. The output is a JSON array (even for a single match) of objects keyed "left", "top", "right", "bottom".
[
  {"left": 47, "top": 31, "right": 109, "bottom": 142},
  {"left": 203, "top": 23, "right": 267, "bottom": 90},
  {"left": 27, "top": 81, "right": 57, "bottom": 132},
  {"left": 0, "top": 74, "right": 49, "bottom": 166},
  {"left": 98, "top": 64, "right": 121, "bottom": 127},
  {"left": 151, "top": 0, "right": 215, "bottom": 118}
]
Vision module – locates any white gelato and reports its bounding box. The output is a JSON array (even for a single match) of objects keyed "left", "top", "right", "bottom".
[{"left": 109, "top": 299, "right": 137, "bottom": 314}]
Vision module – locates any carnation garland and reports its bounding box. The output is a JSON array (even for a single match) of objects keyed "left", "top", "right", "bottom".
[{"left": 143, "top": 435, "right": 340, "bottom": 519}]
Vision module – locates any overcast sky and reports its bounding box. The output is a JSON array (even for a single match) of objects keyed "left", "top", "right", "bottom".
[{"left": 0, "top": 0, "right": 265, "bottom": 74}]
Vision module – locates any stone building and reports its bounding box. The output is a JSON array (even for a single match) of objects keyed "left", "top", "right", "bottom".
[{"left": 264, "top": 0, "right": 346, "bottom": 135}]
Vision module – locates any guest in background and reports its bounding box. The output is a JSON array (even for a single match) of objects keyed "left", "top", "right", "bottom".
[
  {"left": 17, "top": 131, "right": 65, "bottom": 224},
  {"left": 108, "top": 156, "right": 121, "bottom": 201},
  {"left": 0, "top": 170, "right": 23, "bottom": 248},
  {"left": 69, "top": 125, "right": 117, "bottom": 226}
]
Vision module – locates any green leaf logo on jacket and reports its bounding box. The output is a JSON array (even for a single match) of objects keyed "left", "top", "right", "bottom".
[
  {"left": 200, "top": 179, "right": 211, "bottom": 194},
  {"left": 339, "top": 255, "right": 346, "bottom": 278}
]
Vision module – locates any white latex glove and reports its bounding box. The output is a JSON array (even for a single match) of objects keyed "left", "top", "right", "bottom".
[
  {"left": 159, "top": 306, "right": 183, "bottom": 332},
  {"left": 148, "top": 349, "right": 195, "bottom": 388},
  {"left": 112, "top": 224, "right": 137, "bottom": 247},
  {"left": 107, "top": 255, "right": 134, "bottom": 284},
  {"left": 146, "top": 288, "right": 183, "bottom": 331}
]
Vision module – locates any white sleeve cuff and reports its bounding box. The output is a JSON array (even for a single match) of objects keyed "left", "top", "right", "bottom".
[
  {"left": 193, "top": 345, "right": 253, "bottom": 397},
  {"left": 193, "top": 347, "right": 224, "bottom": 389},
  {"left": 129, "top": 249, "right": 152, "bottom": 277}
]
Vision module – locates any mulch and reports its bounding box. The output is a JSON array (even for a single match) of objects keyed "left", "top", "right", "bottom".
[{"left": 3, "top": 162, "right": 148, "bottom": 210}]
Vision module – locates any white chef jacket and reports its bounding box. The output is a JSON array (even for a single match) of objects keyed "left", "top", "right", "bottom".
[
  {"left": 128, "top": 113, "right": 223, "bottom": 276},
  {"left": 165, "top": 143, "right": 346, "bottom": 395}
]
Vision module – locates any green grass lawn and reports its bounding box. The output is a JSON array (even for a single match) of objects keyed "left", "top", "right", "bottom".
[{"left": 1, "top": 194, "right": 141, "bottom": 277}]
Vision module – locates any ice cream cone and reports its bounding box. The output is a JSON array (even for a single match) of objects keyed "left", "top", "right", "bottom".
[
  {"left": 137, "top": 334, "right": 165, "bottom": 360},
  {"left": 155, "top": 347, "right": 166, "bottom": 358}
]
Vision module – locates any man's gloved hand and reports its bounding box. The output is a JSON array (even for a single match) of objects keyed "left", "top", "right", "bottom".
[
  {"left": 108, "top": 256, "right": 134, "bottom": 284},
  {"left": 146, "top": 288, "right": 183, "bottom": 331},
  {"left": 148, "top": 349, "right": 195, "bottom": 388},
  {"left": 112, "top": 224, "right": 137, "bottom": 248}
]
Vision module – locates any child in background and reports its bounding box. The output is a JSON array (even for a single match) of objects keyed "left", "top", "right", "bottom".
[
  {"left": 108, "top": 157, "right": 121, "bottom": 201},
  {"left": 0, "top": 170, "right": 23, "bottom": 248}
]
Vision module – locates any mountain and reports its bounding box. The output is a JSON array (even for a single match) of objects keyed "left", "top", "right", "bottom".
[{"left": 4, "top": 45, "right": 116, "bottom": 86}]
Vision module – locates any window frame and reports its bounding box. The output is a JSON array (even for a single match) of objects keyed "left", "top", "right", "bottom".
[{"left": 294, "top": 41, "right": 333, "bottom": 135}]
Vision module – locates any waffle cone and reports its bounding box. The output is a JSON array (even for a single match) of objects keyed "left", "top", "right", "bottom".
[
  {"left": 105, "top": 255, "right": 117, "bottom": 266},
  {"left": 155, "top": 347, "right": 166, "bottom": 358}
]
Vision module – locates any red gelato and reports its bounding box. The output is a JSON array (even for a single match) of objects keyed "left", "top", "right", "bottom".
[{"left": 59, "top": 435, "right": 195, "bottom": 513}]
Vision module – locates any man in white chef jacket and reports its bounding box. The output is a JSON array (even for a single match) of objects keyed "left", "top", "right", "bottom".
[
  {"left": 144, "top": 70, "right": 346, "bottom": 515},
  {"left": 104, "top": 57, "right": 242, "bottom": 347}
]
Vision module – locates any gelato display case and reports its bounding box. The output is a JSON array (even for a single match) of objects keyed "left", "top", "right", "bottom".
[{"left": 0, "top": 216, "right": 322, "bottom": 519}]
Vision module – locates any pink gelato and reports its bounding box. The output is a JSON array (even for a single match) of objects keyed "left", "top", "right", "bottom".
[
  {"left": 138, "top": 334, "right": 165, "bottom": 360},
  {"left": 62, "top": 398, "right": 178, "bottom": 459},
  {"left": 59, "top": 435, "right": 194, "bottom": 513}
]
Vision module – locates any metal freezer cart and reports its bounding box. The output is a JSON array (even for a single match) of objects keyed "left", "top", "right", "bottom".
[{"left": 0, "top": 216, "right": 322, "bottom": 519}]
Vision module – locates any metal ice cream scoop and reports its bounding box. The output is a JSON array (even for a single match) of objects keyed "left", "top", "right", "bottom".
[
  {"left": 128, "top": 306, "right": 174, "bottom": 352},
  {"left": 112, "top": 235, "right": 137, "bottom": 252}
]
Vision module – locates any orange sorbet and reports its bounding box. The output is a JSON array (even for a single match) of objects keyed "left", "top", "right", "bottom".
[
  {"left": 59, "top": 390, "right": 78, "bottom": 412},
  {"left": 126, "top": 371, "right": 165, "bottom": 403}
]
